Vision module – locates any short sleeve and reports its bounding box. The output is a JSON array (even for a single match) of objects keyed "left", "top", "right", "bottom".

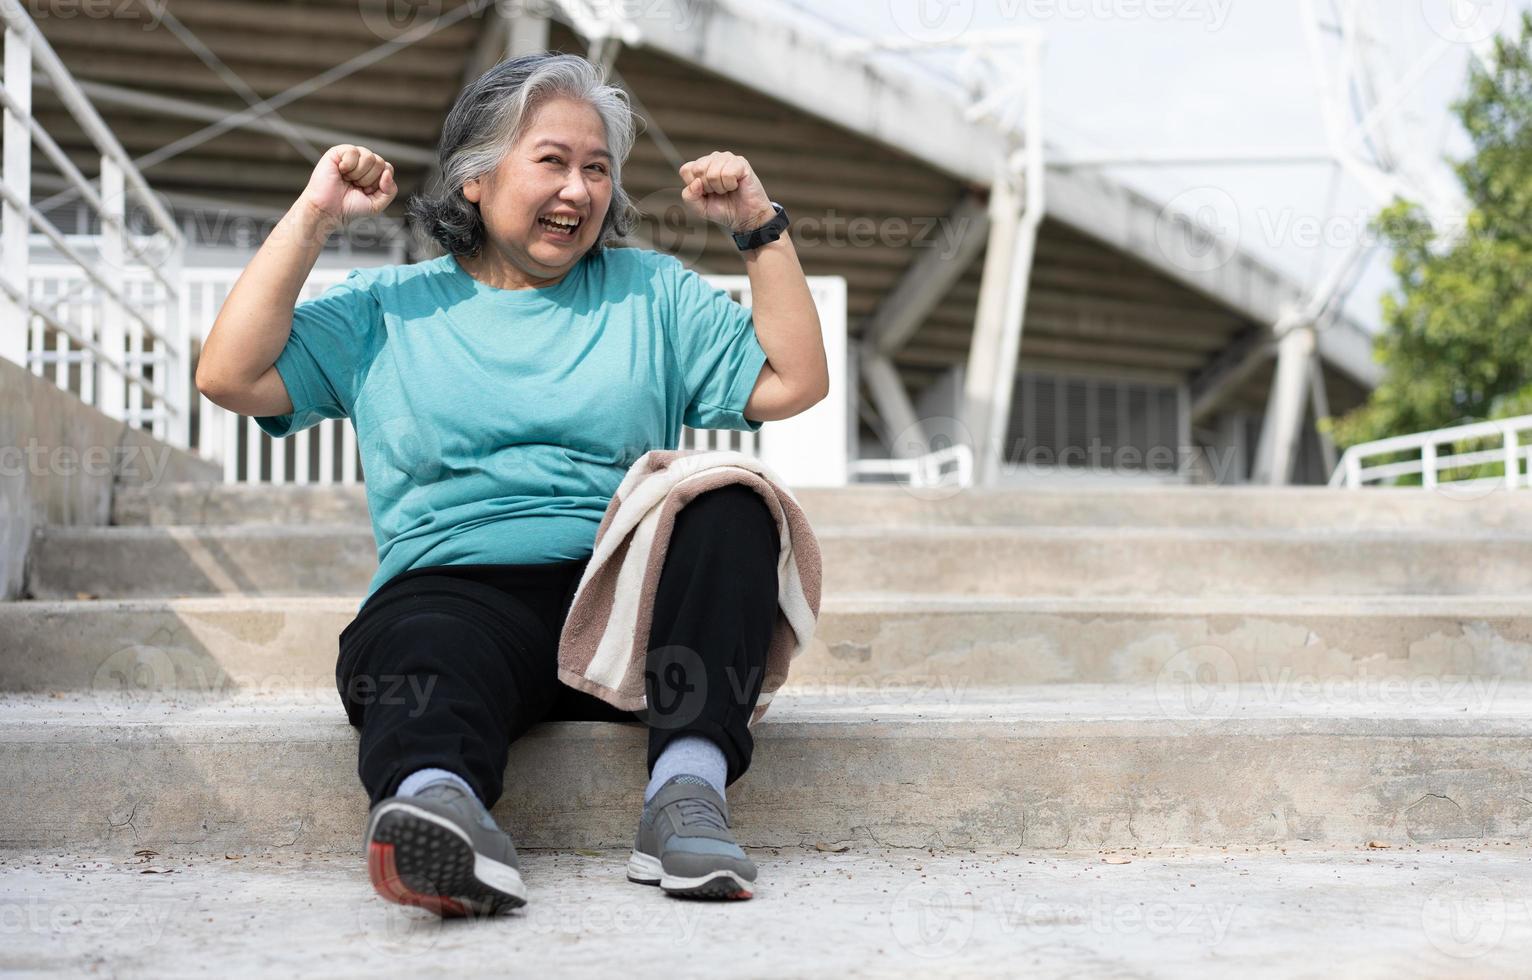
[
  {"left": 659, "top": 253, "right": 769, "bottom": 432},
  {"left": 255, "top": 272, "right": 381, "bottom": 438}
]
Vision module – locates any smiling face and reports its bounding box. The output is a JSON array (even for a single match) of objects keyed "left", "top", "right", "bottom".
[{"left": 462, "top": 96, "right": 614, "bottom": 287}]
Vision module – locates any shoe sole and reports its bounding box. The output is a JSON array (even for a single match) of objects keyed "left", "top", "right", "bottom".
[
  {"left": 367, "top": 801, "right": 527, "bottom": 917},
  {"left": 625, "top": 849, "right": 754, "bottom": 900}
]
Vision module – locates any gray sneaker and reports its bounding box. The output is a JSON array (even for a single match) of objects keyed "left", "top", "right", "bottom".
[
  {"left": 626, "top": 774, "right": 757, "bottom": 899},
  {"left": 366, "top": 778, "right": 527, "bottom": 917}
]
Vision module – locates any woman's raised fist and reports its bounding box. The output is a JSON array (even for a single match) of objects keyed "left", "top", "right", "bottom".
[{"left": 301, "top": 144, "right": 398, "bottom": 222}]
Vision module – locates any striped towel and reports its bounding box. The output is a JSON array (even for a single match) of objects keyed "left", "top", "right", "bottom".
[{"left": 556, "top": 448, "right": 822, "bottom": 725}]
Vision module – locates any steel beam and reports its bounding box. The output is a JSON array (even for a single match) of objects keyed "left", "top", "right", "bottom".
[
  {"left": 1189, "top": 324, "right": 1276, "bottom": 422},
  {"left": 861, "top": 193, "right": 988, "bottom": 359}
]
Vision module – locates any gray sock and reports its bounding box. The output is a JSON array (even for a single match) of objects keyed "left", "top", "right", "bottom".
[
  {"left": 645, "top": 734, "right": 728, "bottom": 804},
  {"left": 397, "top": 767, "right": 477, "bottom": 803}
]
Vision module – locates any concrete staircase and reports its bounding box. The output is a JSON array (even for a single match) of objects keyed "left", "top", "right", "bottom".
[
  {"left": 9, "top": 483, "right": 1532, "bottom": 975},
  {"left": 5, "top": 484, "right": 1532, "bottom": 858}
]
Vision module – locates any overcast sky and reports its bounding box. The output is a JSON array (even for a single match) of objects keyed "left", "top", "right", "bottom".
[{"left": 784, "top": 0, "right": 1531, "bottom": 330}]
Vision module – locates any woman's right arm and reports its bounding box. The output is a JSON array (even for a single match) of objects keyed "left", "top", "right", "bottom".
[{"left": 194, "top": 144, "right": 396, "bottom": 416}]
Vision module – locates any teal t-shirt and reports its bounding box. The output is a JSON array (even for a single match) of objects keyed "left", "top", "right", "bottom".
[{"left": 255, "top": 246, "right": 768, "bottom": 602}]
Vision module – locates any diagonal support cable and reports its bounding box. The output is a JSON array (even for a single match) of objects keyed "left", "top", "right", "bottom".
[{"left": 144, "top": 1, "right": 319, "bottom": 162}]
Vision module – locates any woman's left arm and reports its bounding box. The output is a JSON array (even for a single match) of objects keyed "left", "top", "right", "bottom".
[{"left": 678, "top": 152, "right": 830, "bottom": 422}]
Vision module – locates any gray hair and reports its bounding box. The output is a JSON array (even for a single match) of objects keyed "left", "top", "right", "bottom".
[{"left": 407, "top": 52, "right": 639, "bottom": 257}]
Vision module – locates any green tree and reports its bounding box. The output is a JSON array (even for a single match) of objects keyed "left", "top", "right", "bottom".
[{"left": 1332, "top": 12, "right": 1532, "bottom": 452}]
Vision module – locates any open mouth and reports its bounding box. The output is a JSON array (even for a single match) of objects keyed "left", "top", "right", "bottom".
[{"left": 537, "top": 214, "right": 582, "bottom": 238}]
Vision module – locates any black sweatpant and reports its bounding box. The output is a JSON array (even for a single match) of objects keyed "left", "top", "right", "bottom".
[{"left": 335, "top": 484, "right": 781, "bottom": 807}]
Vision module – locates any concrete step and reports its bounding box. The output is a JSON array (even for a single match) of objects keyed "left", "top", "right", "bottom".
[
  {"left": 3, "top": 594, "right": 1529, "bottom": 694},
  {"left": 5, "top": 845, "right": 1530, "bottom": 977},
  {"left": 114, "top": 481, "right": 1532, "bottom": 531},
  {"left": 26, "top": 523, "right": 1532, "bottom": 599},
  {"left": 4, "top": 686, "right": 1530, "bottom": 853}
]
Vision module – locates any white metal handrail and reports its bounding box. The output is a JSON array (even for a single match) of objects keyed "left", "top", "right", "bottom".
[
  {"left": 1329, "top": 415, "right": 1532, "bottom": 490},
  {"left": 849, "top": 444, "right": 975, "bottom": 489},
  {"left": 0, "top": 1, "right": 187, "bottom": 443}
]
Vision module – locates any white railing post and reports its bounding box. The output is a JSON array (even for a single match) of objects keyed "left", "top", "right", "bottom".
[
  {"left": 98, "top": 155, "right": 126, "bottom": 421},
  {"left": 0, "top": 21, "right": 30, "bottom": 367},
  {"left": 1344, "top": 451, "right": 1362, "bottom": 488},
  {"left": 1421, "top": 441, "right": 1437, "bottom": 489},
  {"left": 167, "top": 236, "right": 189, "bottom": 447},
  {"left": 1506, "top": 428, "right": 1520, "bottom": 490}
]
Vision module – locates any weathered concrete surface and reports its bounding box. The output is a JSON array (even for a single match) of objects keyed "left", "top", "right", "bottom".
[
  {"left": 113, "top": 481, "right": 1532, "bottom": 532},
  {"left": 3, "top": 687, "right": 1531, "bottom": 853},
  {"left": 5, "top": 594, "right": 1531, "bottom": 694},
  {"left": 0, "top": 359, "right": 218, "bottom": 600},
  {"left": 25, "top": 523, "right": 1532, "bottom": 599},
  {"left": 3, "top": 845, "right": 1530, "bottom": 978}
]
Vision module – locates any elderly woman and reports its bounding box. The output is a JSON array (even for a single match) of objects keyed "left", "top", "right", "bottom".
[{"left": 196, "top": 52, "right": 827, "bottom": 913}]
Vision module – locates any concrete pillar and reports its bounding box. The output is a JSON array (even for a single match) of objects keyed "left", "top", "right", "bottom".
[
  {"left": 1251, "top": 321, "right": 1315, "bottom": 485},
  {"left": 960, "top": 167, "right": 1021, "bottom": 483},
  {"left": 509, "top": 7, "right": 550, "bottom": 57}
]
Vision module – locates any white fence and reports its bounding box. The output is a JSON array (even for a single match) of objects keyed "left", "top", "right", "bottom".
[
  {"left": 1330, "top": 414, "right": 1532, "bottom": 490},
  {"left": 1, "top": 2, "right": 188, "bottom": 442},
  {"left": 21, "top": 261, "right": 851, "bottom": 488}
]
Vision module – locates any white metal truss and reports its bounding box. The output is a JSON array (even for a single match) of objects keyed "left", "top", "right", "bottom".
[{"left": 836, "top": 29, "right": 1047, "bottom": 485}]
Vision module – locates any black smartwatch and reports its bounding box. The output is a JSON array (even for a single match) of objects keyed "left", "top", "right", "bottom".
[{"left": 733, "top": 202, "right": 790, "bottom": 251}]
